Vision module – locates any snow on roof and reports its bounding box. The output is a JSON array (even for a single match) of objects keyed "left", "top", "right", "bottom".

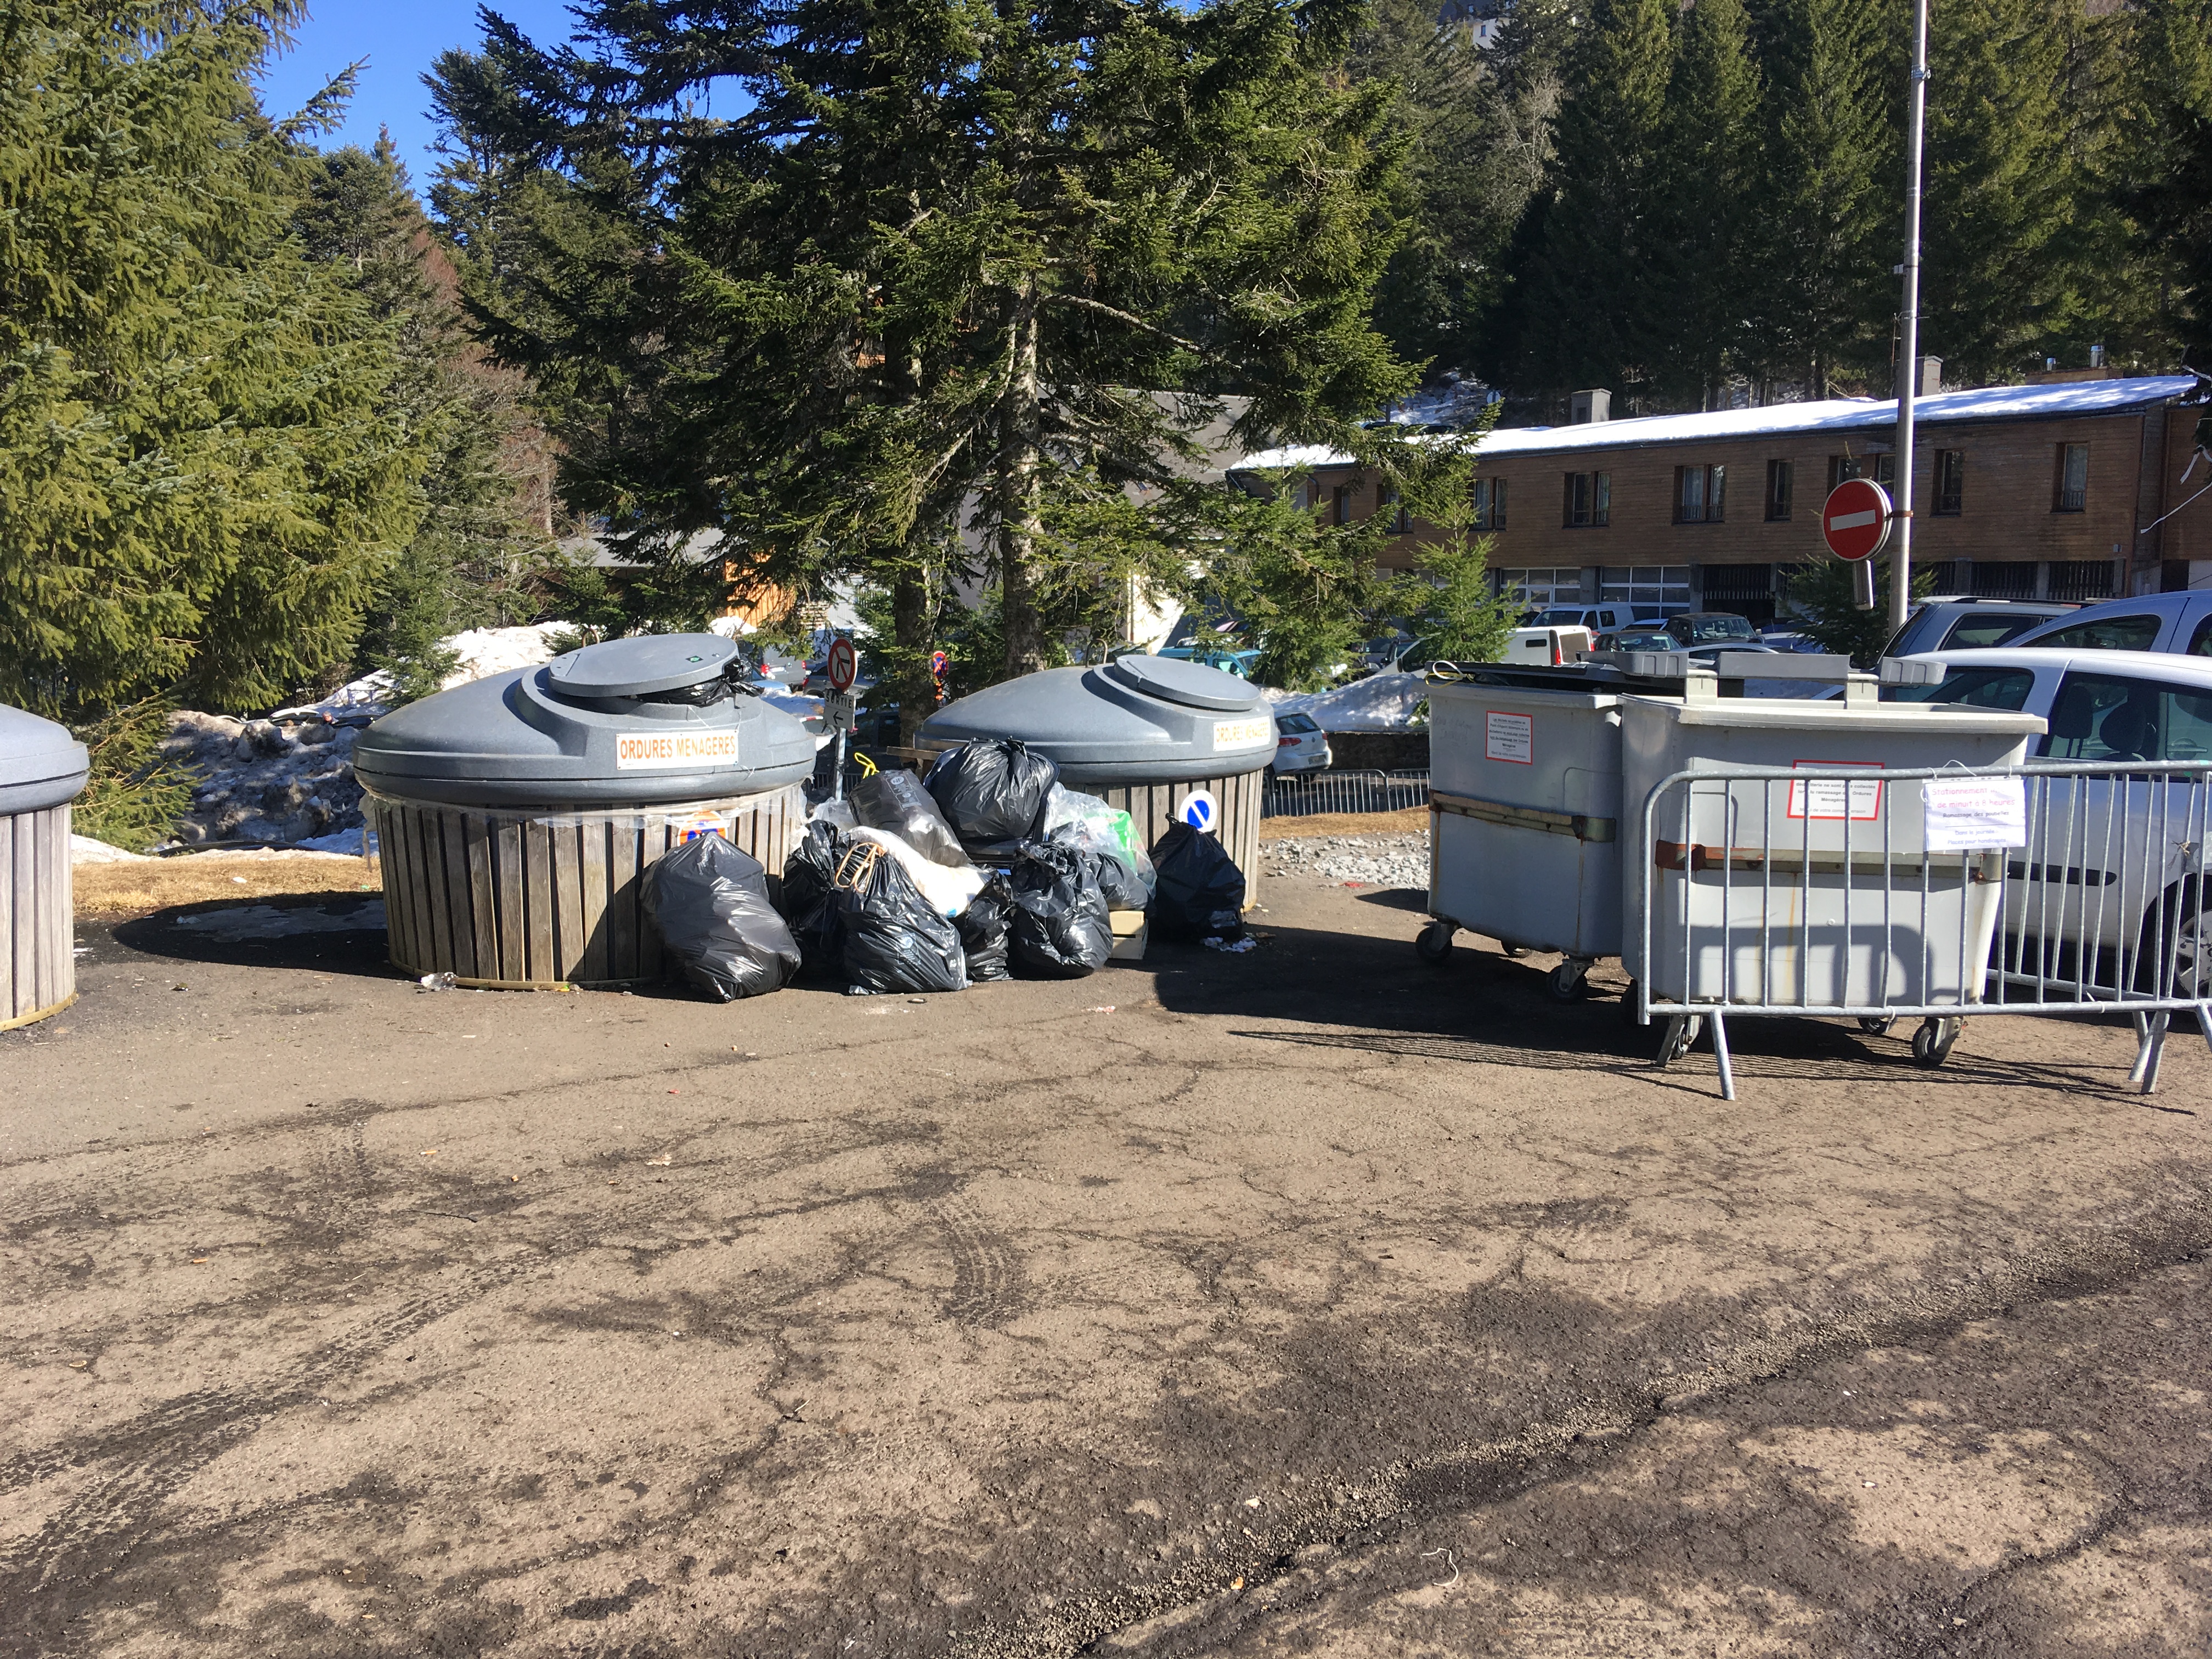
[{"left": 1232, "top": 375, "right": 2202, "bottom": 474}]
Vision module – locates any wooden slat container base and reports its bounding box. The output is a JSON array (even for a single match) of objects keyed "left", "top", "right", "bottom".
[
  {"left": 2, "top": 804, "right": 76, "bottom": 1030},
  {"left": 364, "top": 786, "right": 804, "bottom": 990},
  {"left": 1092, "top": 771, "right": 1265, "bottom": 906}
]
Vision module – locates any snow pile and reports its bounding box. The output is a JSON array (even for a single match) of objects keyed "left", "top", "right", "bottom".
[
  {"left": 71, "top": 834, "right": 150, "bottom": 864},
  {"left": 1265, "top": 671, "right": 1429, "bottom": 731},
  {"left": 276, "top": 622, "right": 575, "bottom": 721},
  {"left": 1263, "top": 833, "right": 1428, "bottom": 889}
]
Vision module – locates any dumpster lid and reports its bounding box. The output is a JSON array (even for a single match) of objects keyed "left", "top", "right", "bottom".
[
  {"left": 1105, "top": 654, "right": 1261, "bottom": 713},
  {"left": 546, "top": 634, "right": 745, "bottom": 699},
  {"left": 0, "top": 703, "right": 91, "bottom": 813}
]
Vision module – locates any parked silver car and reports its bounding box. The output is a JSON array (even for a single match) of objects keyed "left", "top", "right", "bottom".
[
  {"left": 1891, "top": 646, "right": 2211, "bottom": 996},
  {"left": 2002, "top": 590, "right": 2212, "bottom": 657}
]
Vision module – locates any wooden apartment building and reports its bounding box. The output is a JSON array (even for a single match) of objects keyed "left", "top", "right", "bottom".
[{"left": 1229, "top": 371, "right": 2211, "bottom": 624}]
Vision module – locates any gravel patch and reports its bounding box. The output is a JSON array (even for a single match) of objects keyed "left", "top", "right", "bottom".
[{"left": 1262, "top": 832, "right": 1427, "bottom": 889}]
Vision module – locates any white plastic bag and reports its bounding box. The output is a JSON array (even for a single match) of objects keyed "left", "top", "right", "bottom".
[{"left": 847, "top": 827, "right": 987, "bottom": 919}]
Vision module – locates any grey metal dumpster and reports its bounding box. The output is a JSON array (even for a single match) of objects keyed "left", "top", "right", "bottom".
[
  {"left": 354, "top": 635, "right": 814, "bottom": 988},
  {"left": 916, "top": 655, "right": 1276, "bottom": 888},
  {"left": 0, "top": 704, "right": 91, "bottom": 1029}
]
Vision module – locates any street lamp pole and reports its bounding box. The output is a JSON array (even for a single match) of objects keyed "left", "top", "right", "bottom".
[{"left": 1892, "top": 0, "right": 1931, "bottom": 634}]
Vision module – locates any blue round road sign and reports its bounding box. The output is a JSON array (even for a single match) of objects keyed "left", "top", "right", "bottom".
[{"left": 1178, "top": 789, "right": 1218, "bottom": 834}]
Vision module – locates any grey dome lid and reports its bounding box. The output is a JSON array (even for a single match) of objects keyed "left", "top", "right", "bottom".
[
  {"left": 0, "top": 704, "right": 91, "bottom": 815},
  {"left": 1103, "top": 653, "right": 1260, "bottom": 713},
  {"left": 546, "top": 634, "right": 744, "bottom": 698},
  {"left": 918, "top": 656, "right": 1276, "bottom": 785},
  {"left": 353, "top": 638, "right": 814, "bottom": 809}
]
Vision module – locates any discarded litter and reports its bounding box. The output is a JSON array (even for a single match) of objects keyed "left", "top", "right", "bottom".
[
  {"left": 1201, "top": 935, "right": 1257, "bottom": 954},
  {"left": 833, "top": 840, "right": 969, "bottom": 995},
  {"left": 419, "top": 972, "right": 458, "bottom": 991},
  {"left": 1007, "top": 840, "right": 1113, "bottom": 977},
  {"left": 925, "top": 737, "right": 1058, "bottom": 849},
  {"left": 851, "top": 768, "right": 968, "bottom": 868},
  {"left": 1149, "top": 822, "right": 1247, "bottom": 943},
  {"left": 643, "top": 833, "right": 802, "bottom": 1002}
]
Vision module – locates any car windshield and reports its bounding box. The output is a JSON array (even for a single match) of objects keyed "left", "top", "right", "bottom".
[
  {"left": 1678, "top": 616, "right": 1752, "bottom": 642},
  {"left": 1278, "top": 713, "right": 1317, "bottom": 733},
  {"left": 1888, "top": 666, "right": 2036, "bottom": 710},
  {"left": 1530, "top": 607, "right": 1587, "bottom": 626}
]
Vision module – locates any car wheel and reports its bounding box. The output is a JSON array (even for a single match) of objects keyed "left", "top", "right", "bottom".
[{"left": 2137, "top": 883, "right": 2205, "bottom": 1000}]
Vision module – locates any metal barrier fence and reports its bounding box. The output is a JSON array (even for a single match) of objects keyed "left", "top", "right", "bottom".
[
  {"left": 1264, "top": 769, "right": 1431, "bottom": 819},
  {"left": 1634, "top": 759, "right": 2212, "bottom": 1100}
]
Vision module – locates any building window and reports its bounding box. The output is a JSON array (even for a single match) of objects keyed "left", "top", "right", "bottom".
[
  {"left": 1674, "top": 464, "right": 1725, "bottom": 523},
  {"left": 1599, "top": 565, "right": 1694, "bottom": 618},
  {"left": 1379, "top": 483, "right": 1410, "bottom": 532},
  {"left": 1764, "top": 460, "right": 1792, "bottom": 522},
  {"left": 1498, "top": 568, "right": 1584, "bottom": 611},
  {"left": 1564, "top": 471, "right": 1610, "bottom": 528},
  {"left": 1934, "top": 450, "right": 1965, "bottom": 516},
  {"left": 1472, "top": 477, "right": 1507, "bottom": 530},
  {"left": 1829, "top": 454, "right": 1895, "bottom": 491},
  {"left": 1330, "top": 483, "right": 1354, "bottom": 525},
  {"left": 2054, "top": 443, "right": 2089, "bottom": 512}
]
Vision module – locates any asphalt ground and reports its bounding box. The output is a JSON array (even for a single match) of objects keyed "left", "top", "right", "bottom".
[{"left": 3, "top": 861, "right": 2209, "bottom": 1657}]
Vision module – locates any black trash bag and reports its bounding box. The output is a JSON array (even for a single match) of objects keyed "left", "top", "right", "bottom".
[
  {"left": 955, "top": 878, "right": 1014, "bottom": 983},
  {"left": 1048, "top": 824, "right": 1148, "bottom": 911},
  {"left": 924, "top": 738, "right": 1058, "bottom": 847},
  {"left": 835, "top": 841, "right": 970, "bottom": 995},
  {"left": 1148, "top": 822, "right": 1247, "bottom": 941},
  {"left": 851, "top": 768, "right": 969, "bottom": 867},
  {"left": 1007, "top": 840, "right": 1113, "bottom": 977},
  {"left": 644, "top": 834, "right": 803, "bottom": 1001},
  {"left": 777, "top": 820, "right": 845, "bottom": 976}
]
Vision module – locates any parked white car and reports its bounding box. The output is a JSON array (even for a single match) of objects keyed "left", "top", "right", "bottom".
[
  {"left": 2003, "top": 590, "right": 2212, "bottom": 658},
  {"left": 1270, "top": 711, "right": 1332, "bottom": 775},
  {"left": 1501, "top": 625, "right": 1595, "bottom": 666},
  {"left": 1891, "top": 647, "right": 2211, "bottom": 997}
]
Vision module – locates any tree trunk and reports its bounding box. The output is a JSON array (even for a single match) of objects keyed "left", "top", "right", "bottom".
[
  {"left": 894, "top": 560, "right": 933, "bottom": 746},
  {"left": 997, "top": 289, "right": 1046, "bottom": 679}
]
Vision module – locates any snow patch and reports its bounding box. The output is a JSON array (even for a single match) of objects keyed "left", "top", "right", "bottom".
[
  {"left": 71, "top": 835, "right": 150, "bottom": 864},
  {"left": 1265, "top": 672, "right": 1429, "bottom": 731},
  {"left": 274, "top": 622, "right": 576, "bottom": 721}
]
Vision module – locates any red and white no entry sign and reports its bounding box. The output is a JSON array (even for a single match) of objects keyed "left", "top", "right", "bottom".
[
  {"left": 1821, "top": 478, "right": 1894, "bottom": 562},
  {"left": 825, "top": 636, "right": 859, "bottom": 693}
]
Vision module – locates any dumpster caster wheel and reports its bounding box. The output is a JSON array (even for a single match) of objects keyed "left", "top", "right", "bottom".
[
  {"left": 1619, "top": 980, "right": 1641, "bottom": 1024},
  {"left": 1911, "top": 1017, "right": 1961, "bottom": 1068},
  {"left": 1548, "top": 959, "right": 1593, "bottom": 1002},
  {"left": 1415, "top": 922, "right": 1455, "bottom": 966},
  {"left": 1497, "top": 940, "right": 1528, "bottom": 958},
  {"left": 1656, "top": 1014, "right": 1703, "bottom": 1065},
  {"left": 1858, "top": 1015, "right": 1898, "bottom": 1036}
]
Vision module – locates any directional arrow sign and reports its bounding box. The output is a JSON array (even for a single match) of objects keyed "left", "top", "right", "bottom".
[{"left": 1821, "top": 478, "right": 1894, "bottom": 562}]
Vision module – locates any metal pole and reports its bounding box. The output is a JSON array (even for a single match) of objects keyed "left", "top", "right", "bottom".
[{"left": 1891, "top": 0, "right": 1931, "bottom": 634}]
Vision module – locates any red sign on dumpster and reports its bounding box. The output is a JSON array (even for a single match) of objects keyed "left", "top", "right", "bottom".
[{"left": 1821, "top": 478, "right": 1893, "bottom": 562}]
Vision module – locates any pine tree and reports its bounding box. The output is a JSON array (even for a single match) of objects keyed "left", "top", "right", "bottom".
[
  {"left": 1746, "top": 0, "right": 1897, "bottom": 395},
  {"left": 1917, "top": 0, "right": 2081, "bottom": 382},
  {"left": 0, "top": 0, "right": 431, "bottom": 724},
  {"left": 430, "top": 0, "right": 1418, "bottom": 708},
  {"left": 1501, "top": 0, "right": 1677, "bottom": 406},
  {"left": 1654, "top": 0, "right": 1764, "bottom": 405},
  {"left": 1347, "top": 0, "right": 1499, "bottom": 375},
  {"left": 2113, "top": 0, "right": 2212, "bottom": 363}
]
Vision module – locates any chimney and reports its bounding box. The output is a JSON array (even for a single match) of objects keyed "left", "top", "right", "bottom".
[
  {"left": 2090, "top": 343, "right": 2106, "bottom": 369},
  {"left": 1570, "top": 388, "right": 1611, "bottom": 424},
  {"left": 1917, "top": 356, "right": 1942, "bottom": 397}
]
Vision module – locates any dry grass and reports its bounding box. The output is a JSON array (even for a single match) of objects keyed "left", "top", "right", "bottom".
[
  {"left": 1257, "top": 808, "right": 1428, "bottom": 841},
  {"left": 75, "top": 855, "right": 379, "bottom": 918}
]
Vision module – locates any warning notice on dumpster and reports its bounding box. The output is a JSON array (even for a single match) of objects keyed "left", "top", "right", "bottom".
[
  {"left": 1922, "top": 774, "right": 2028, "bottom": 850},
  {"left": 1787, "top": 759, "right": 1881, "bottom": 820},
  {"left": 1485, "top": 711, "right": 1533, "bottom": 764},
  {"left": 614, "top": 731, "right": 741, "bottom": 770}
]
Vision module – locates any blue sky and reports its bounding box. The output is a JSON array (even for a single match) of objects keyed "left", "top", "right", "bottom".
[{"left": 256, "top": 0, "right": 587, "bottom": 188}]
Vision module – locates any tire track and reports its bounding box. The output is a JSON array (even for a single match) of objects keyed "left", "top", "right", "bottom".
[
  {"left": 0, "top": 1118, "right": 937, "bottom": 1644},
  {"left": 937, "top": 1199, "right": 1028, "bottom": 1328}
]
